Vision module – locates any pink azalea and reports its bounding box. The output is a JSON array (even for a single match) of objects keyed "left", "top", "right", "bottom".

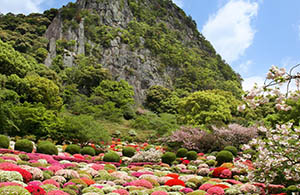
[
  {"left": 180, "top": 187, "right": 194, "bottom": 193},
  {"left": 91, "top": 164, "right": 104, "bottom": 171},
  {"left": 42, "top": 179, "right": 60, "bottom": 188},
  {"left": 0, "top": 182, "right": 23, "bottom": 187},
  {"left": 225, "top": 179, "right": 242, "bottom": 185},
  {"left": 220, "top": 169, "right": 232, "bottom": 178},
  {"left": 0, "top": 162, "right": 20, "bottom": 169},
  {"left": 47, "top": 190, "right": 69, "bottom": 195},
  {"left": 206, "top": 186, "right": 225, "bottom": 195},
  {"left": 28, "top": 181, "right": 43, "bottom": 186},
  {"left": 199, "top": 183, "right": 214, "bottom": 191},
  {"left": 112, "top": 189, "right": 129, "bottom": 195},
  {"left": 151, "top": 191, "right": 168, "bottom": 195},
  {"left": 124, "top": 179, "right": 153, "bottom": 189}
]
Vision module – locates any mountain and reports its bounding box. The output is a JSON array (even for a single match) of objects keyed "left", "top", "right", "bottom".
[
  {"left": 0, "top": 0, "right": 244, "bottom": 142},
  {"left": 43, "top": 0, "right": 242, "bottom": 103}
]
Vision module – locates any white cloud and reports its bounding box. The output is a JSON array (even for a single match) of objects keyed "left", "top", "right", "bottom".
[
  {"left": 242, "top": 76, "right": 265, "bottom": 91},
  {"left": 0, "top": 0, "right": 46, "bottom": 15},
  {"left": 237, "top": 60, "right": 252, "bottom": 74},
  {"left": 202, "top": 0, "right": 258, "bottom": 63},
  {"left": 172, "top": 0, "right": 184, "bottom": 8}
]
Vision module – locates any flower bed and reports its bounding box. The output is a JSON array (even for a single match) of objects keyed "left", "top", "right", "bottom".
[{"left": 0, "top": 140, "right": 297, "bottom": 195}]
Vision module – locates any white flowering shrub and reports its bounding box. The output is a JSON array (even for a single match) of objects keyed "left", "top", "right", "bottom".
[
  {"left": 239, "top": 64, "right": 300, "bottom": 186},
  {"left": 130, "top": 148, "right": 162, "bottom": 163},
  {"left": 0, "top": 170, "right": 23, "bottom": 182}
]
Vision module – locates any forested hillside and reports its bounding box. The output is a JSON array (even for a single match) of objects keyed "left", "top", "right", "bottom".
[{"left": 0, "top": 0, "right": 248, "bottom": 143}]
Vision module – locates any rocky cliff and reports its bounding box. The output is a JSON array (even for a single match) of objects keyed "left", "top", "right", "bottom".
[{"left": 44, "top": 0, "right": 242, "bottom": 103}]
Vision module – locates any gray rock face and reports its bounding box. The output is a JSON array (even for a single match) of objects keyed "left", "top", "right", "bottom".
[{"left": 44, "top": 0, "right": 203, "bottom": 103}]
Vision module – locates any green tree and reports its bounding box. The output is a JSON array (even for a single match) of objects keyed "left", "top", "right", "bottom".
[
  {"left": 64, "top": 55, "right": 111, "bottom": 95},
  {"left": 6, "top": 74, "right": 62, "bottom": 109},
  {"left": 92, "top": 79, "right": 134, "bottom": 108},
  {"left": 0, "top": 39, "right": 32, "bottom": 77},
  {"left": 5, "top": 103, "right": 63, "bottom": 139},
  {"left": 177, "top": 90, "right": 232, "bottom": 126},
  {"left": 145, "top": 85, "right": 179, "bottom": 114},
  {"left": 62, "top": 114, "right": 110, "bottom": 143}
]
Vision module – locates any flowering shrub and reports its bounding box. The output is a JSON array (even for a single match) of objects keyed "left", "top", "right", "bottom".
[
  {"left": 0, "top": 170, "right": 24, "bottom": 182},
  {"left": 2, "top": 168, "right": 32, "bottom": 183},
  {"left": 130, "top": 148, "right": 162, "bottom": 163},
  {"left": 162, "top": 126, "right": 220, "bottom": 152},
  {"left": 212, "top": 124, "right": 258, "bottom": 148},
  {"left": 47, "top": 190, "right": 69, "bottom": 195},
  {"left": 206, "top": 186, "right": 225, "bottom": 195},
  {"left": 0, "top": 185, "right": 31, "bottom": 195},
  {"left": 25, "top": 185, "right": 47, "bottom": 195},
  {"left": 0, "top": 181, "right": 23, "bottom": 187},
  {"left": 165, "top": 178, "right": 185, "bottom": 187},
  {"left": 55, "top": 169, "right": 80, "bottom": 180},
  {"left": 125, "top": 179, "right": 153, "bottom": 189},
  {"left": 112, "top": 189, "right": 129, "bottom": 195}
]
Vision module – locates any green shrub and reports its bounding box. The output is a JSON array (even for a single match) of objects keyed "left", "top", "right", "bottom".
[
  {"left": 103, "top": 151, "right": 120, "bottom": 162},
  {"left": 176, "top": 148, "right": 188, "bottom": 158},
  {"left": 122, "top": 147, "right": 136, "bottom": 157},
  {"left": 216, "top": 150, "right": 233, "bottom": 165},
  {"left": 80, "top": 146, "right": 96, "bottom": 156},
  {"left": 65, "top": 144, "right": 81, "bottom": 155},
  {"left": 161, "top": 152, "right": 176, "bottom": 165},
  {"left": 186, "top": 151, "right": 198, "bottom": 160},
  {"left": 37, "top": 141, "right": 58, "bottom": 155},
  {"left": 15, "top": 139, "right": 33, "bottom": 153},
  {"left": 224, "top": 146, "right": 238, "bottom": 156},
  {"left": 0, "top": 135, "right": 9, "bottom": 149}
]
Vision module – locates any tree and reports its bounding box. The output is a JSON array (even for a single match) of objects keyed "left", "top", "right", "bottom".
[
  {"left": 177, "top": 90, "right": 232, "bottom": 126},
  {"left": 0, "top": 39, "right": 32, "bottom": 77},
  {"left": 6, "top": 74, "right": 62, "bottom": 110},
  {"left": 92, "top": 79, "right": 135, "bottom": 108},
  {"left": 64, "top": 55, "right": 111, "bottom": 95},
  {"left": 61, "top": 114, "right": 110, "bottom": 143},
  {"left": 240, "top": 64, "right": 300, "bottom": 186},
  {"left": 145, "top": 85, "right": 179, "bottom": 114}
]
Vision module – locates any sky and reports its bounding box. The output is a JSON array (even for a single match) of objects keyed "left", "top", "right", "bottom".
[{"left": 1, "top": 0, "right": 300, "bottom": 91}]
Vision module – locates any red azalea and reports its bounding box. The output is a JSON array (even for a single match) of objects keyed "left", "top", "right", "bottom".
[
  {"left": 182, "top": 160, "right": 190, "bottom": 165},
  {"left": 271, "top": 194, "right": 287, "bottom": 195},
  {"left": 165, "top": 179, "right": 185, "bottom": 187},
  {"left": 119, "top": 160, "right": 122, "bottom": 164},
  {"left": 117, "top": 139, "right": 121, "bottom": 142},
  {"left": 25, "top": 185, "right": 46, "bottom": 195},
  {"left": 198, "top": 153, "right": 204, "bottom": 156},
  {"left": 212, "top": 167, "right": 228, "bottom": 178},
  {"left": 214, "top": 184, "right": 230, "bottom": 189},
  {"left": 2, "top": 168, "right": 32, "bottom": 183},
  {"left": 165, "top": 173, "right": 179, "bottom": 179}
]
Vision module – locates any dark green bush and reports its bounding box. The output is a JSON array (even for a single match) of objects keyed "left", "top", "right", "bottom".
[
  {"left": 122, "top": 147, "right": 136, "bottom": 157},
  {"left": 0, "top": 135, "right": 9, "bottom": 149},
  {"left": 186, "top": 151, "right": 198, "bottom": 160},
  {"left": 65, "top": 144, "right": 81, "bottom": 155},
  {"left": 224, "top": 146, "right": 238, "bottom": 156},
  {"left": 15, "top": 139, "right": 33, "bottom": 153},
  {"left": 176, "top": 148, "right": 188, "bottom": 158},
  {"left": 216, "top": 150, "right": 233, "bottom": 165},
  {"left": 161, "top": 152, "right": 176, "bottom": 165},
  {"left": 37, "top": 141, "right": 58, "bottom": 155},
  {"left": 103, "top": 151, "right": 120, "bottom": 162},
  {"left": 80, "top": 146, "right": 96, "bottom": 156},
  {"left": 243, "top": 149, "right": 256, "bottom": 156}
]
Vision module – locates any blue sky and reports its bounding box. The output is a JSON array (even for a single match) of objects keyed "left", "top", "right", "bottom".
[{"left": 1, "top": 0, "right": 300, "bottom": 90}]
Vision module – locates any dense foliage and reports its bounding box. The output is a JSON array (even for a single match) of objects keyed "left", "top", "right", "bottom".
[{"left": 0, "top": 0, "right": 244, "bottom": 145}]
